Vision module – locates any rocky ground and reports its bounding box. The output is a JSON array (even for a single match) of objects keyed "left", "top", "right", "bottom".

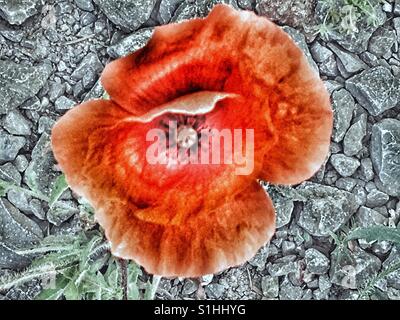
[{"left": 0, "top": 0, "right": 400, "bottom": 300}]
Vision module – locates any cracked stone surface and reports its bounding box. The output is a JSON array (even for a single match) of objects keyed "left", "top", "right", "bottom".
[
  {"left": 371, "top": 119, "right": 400, "bottom": 196},
  {"left": 0, "top": 61, "right": 52, "bottom": 114},
  {"left": 0, "top": 0, "right": 42, "bottom": 25},
  {"left": 345, "top": 67, "right": 400, "bottom": 116},
  {"left": 0, "top": 0, "right": 399, "bottom": 301}
]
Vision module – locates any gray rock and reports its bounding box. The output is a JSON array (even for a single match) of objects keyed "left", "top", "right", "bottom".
[
  {"left": 236, "top": 0, "right": 253, "bottom": 9},
  {"left": 0, "top": 60, "right": 52, "bottom": 114},
  {"left": 205, "top": 283, "right": 225, "bottom": 299},
  {"left": 171, "top": 0, "right": 198, "bottom": 22},
  {"left": 196, "top": 0, "right": 239, "bottom": 16},
  {"left": 281, "top": 240, "right": 296, "bottom": 256},
  {"left": 83, "top": 79, "right": 105, "bottom": 102},
  {"left": 371, "top": 119, "right": 400, "bottom": 196},
  {"left": 394, "top": 18, "right": 400, "bottom": 43},
  {"left": 38, "top": 116, "right": 55, "bottom": 134},
  {"left": 305, "top": 248, "right": 329, "bottom": 275},
  {"left": 71, "top": 52, "right": 103, "bottom": 81},
  {"left": 366, "top": 189, "right": 389, "bottom": 208},
  {"left": 261, "top": 276, "right": 279, "bottom": 298},
  {"left": 54, "top": 96, "right": 75, "bottom": 111},
  {"left": 296, "top": 182, "right": 358, "bottom": 237},
  {"left": 0, "top": 243, "right": 31, "bottom": 269},
  {"left": 395, "top": 0, "right": 400, "bottom": 15},
  {"left": 368, "top": 26, "right": 396, "bottom": 58},
  {"left": 0, "top": 0, "right": 41, "bottom": 25},
  {"left": 24, "top": 133, "right": 57, "bottom": 197},
  {"left": 345, "top": 67, "right": 400, "bottom": 116},
  {"left": 266, "top": 185, "right": 294, "bottom": 228},
  {"left": 7, "top": 189, "right": 31, "bottom": 214},
  {"left": 157, "top": 0, "right": 184, "bottom": 24},
  {"left": 360, "top": 158, "right": 375, "bottom": 182},
  {"left": 0, "top": 163, "right": 21, "bottom": 185},
  {"left": 256, "top": 0, "right": 317, "bottom": 41},
  {"left": 331, "top": 89, "right": 355, "bottom": 143},
  {"left": 94, "top": 0, "right": 156, "bottom": 32},
  {"left": 48, "top": 81, "right": 66, "bottom": 103},
  {"left": 327, "top": 43, "right": 367, "bottom": 74},
  {"left": 356, "top": 206, "right": 387, "bottom": 227},
  {"left": 107, "top": 27, "right": 153, "bottom": 59},
  {"left": 335, "top": 177, "right": 357, "bottom": 192},
  {"left": 279, "top": 277, "right": 303, "bottom": 300},
  {"left": 181, "top": 279, "right": 198, "bottom": 295},
  {"left": 14, "top": 155, "right": 28, "bottom": 172},
  {"left": 0, "top": 133, "right": 25, "bottom": 163},
  {"left": 47, "top": 200, "right": 80, "bottom": 226},
  {"left": 282, "top": 26, "right": 318, "bottom": 73},
  {"left": 330, "top": 246, "right": 381, "bottom": 289},
  {"left": 267, "top": 256, "right": 298, "bottom": 277},
  {"left": 75, "top": 0, "right": 94, "bottom": 11},
  {"left": 330, "top": 154, "right": 360, "bottom": 177},
  {"left": 3, "top": 110, "right": 32, "bottom": 136},
  {"left": 80, "top": 11, "right": 96, "bottom": 26},
  {"left": 310, "top": 42, "right": 333, "bottom": 63},
  {"left": 0, "top": 198, "right": 43, "bottom": 249},
  {"left": 343, "top": 114, "right": 367, "bottom": 157},
  {"left": 30, "top": 199, "right": 45, "bottom": 220}
]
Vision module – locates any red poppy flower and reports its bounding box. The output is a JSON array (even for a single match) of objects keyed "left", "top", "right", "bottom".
[{"left": 51, "top": 5, "right": 332, "bottom": 277}]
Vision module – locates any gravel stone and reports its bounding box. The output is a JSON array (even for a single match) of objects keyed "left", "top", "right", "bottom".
[
  {"left": 0, "top": 60, "right": 52, "bottom": 114},
  {"left": 71, "top": 52, "right": 103, "bottom": 82},
  {"left": 368, "top": 26, "right": 396, "bottom": 58},
  {"left": 331, "top": 246, "right": 381, "bottom": 289},
  {"left": 327, "top": 43, "right": 367, "bottom": 74},
  {"left": 0, "top": 133, "right": 25, "bottom": 163},
  {"left": 0, "top": 198, "right": 43, "bottom": 249},
  {"left": 296, "top": 182, "right": 358, "bottom": 237},
  {"left": 24, "top": 133, "right": 57, "bottom": 197},
  {"left": 305, "top": 248, "right": 329, "bottom": 275},
  {"left": 107, "top": 28, "right": 153, "bottom": 59},
  {"left": 356, "top": 206, "right": 387, "bottom": 227},
  {"left": 0, "top": 0, "right": 41, "bottom": 25},
  {"left": 366, "top": 189, "right": 389, "bottom": 208},
  {"left": 3, "top": 110, "right": 32, "bottom": 136},
  {"left": 330, "top": 154, "right": 360, "bottom": 177},
  {"left": 205, "top": 283, "right": 225, "bottom": 299},
  {"left": 279, "top": 277, "right": 303, "bottom": 300},
  {"left": 371, "top": 119, "right": 400, "bottom": 196},
  {"left": 256, "top": 0, "right": 317, "bottom": 41},
  {"left": 75, "top": 0, "right": 95, "bottom": 11},
  {"left": 345, "top": 67, "right": 400, "bottom": 116},
  {"left": 331, "top": 89, "right": 355, "bottom": 142},
  {"left": 0, "top": 163, "right": 21, "bottom": 185},
  {"left": 157, "top": 0, "right": 184, "bottom": 24},
  {"left": 54, "top": 96, "right": 75, "bottom": 111},
  {"left": 343, "top": 113, "right": 367, "bottom": 157},
  {"left": 94, "top": 0, "right": 156, "bottom": 32},
  {"left": 360, "top": 158, "right": 375, "bottom": 182},
  {"left": 261, "top": 276, "right": 279, "bottom": 298}
]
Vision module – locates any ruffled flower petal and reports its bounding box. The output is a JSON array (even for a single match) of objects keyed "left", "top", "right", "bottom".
[{"left": 96, "top": 181, "right": 275, "bottom": 277}]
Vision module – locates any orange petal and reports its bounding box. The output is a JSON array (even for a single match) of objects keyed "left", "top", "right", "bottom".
[
  {"left": 96, "top": 181, "right": 275, "bottom": 277},
  {"left": 258, "top": 65, "right": 332, "bottom": 185},
  {"left": 101, "top": 5, "right": 332, "bottom": 186},
  {"left": 52, "top": 94, "right": 264, "bottom": 210}
]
